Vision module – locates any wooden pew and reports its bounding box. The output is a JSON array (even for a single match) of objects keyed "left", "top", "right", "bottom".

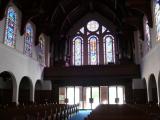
[{"left": 0, "top": 103, "right": 79, "bottom": 120}]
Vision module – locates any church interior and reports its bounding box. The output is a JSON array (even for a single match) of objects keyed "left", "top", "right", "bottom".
[{"left": 0, "top": 0, "right": 160, "bottom": 120}]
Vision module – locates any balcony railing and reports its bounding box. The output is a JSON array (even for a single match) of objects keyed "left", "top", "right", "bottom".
[{"left": 44, "top": 64, "right": 140, "bottom": 81}]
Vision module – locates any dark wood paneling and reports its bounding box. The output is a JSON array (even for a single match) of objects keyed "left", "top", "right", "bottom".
[
  {"left": 35, "top": 90, "right": 52, "bottom": 104},
  {"left": 152, "top": 88, "right": 158, "bottom": 103},
  {"left": 0, "top": 89, "right": 12, "bottom": 105},
  {"left": 125, "top": 82, "right": 133, "bottom": 104},
  {"left": 19, "top": 90, "right": 30, "bottom": 104},
  {"left": 133, "top": 89, "right": 147, "bottom": 104}
]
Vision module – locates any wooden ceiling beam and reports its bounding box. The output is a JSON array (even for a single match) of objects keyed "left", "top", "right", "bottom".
[{"left": 126, "top": 0, "right": 152, "bottom": 27}]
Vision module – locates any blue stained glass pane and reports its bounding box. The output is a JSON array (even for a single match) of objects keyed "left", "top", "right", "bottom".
[
  {"left": 106, "top": 38, "right": 112, "bottom": 52},
  {"left": 73, "top": 36, "right": 83, "bottom": 65},
  {"left": 145, "top": 20, "right": 151, "bottom": 51},
  {"left": 4, "top": 7, "right": 16, "bottom": 48},
  {"left": 103, "top": 35, "right": 115, "bottom": 64},
  {"left": 24, "top": 23, "right": 33, "bottom": 57},
  {"left": 155, "top": 1, "right": 160, "bottom": 41}
]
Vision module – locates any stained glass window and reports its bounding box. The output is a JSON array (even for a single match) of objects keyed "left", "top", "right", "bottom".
[
  {"left": 80, "top": 27, "right": 84, "bottom": 34},
  {"left": 72, "top": 36, "right": 83, "bottom": 65},
  {"left": 24, "top": 23, "right": 33, "bottom": 56},
  {"left": 38, "top": 36, "right": 45, "bottom": 63},
  {"left": 103, "top": 35, "right": 115, "bottom": 64},
  {"left": 4, "top": 7, "right": 17, "bottom": 48},
  {"left": 102, "top": 26, "right": 106, "bottom": 33},
  {"left": 155, "top": 0, "right": 160, "bottom": 41},
  {"left": 87, "top": 20, "right": 99, "bottom": 32},
  {"left": 145, "top": 20, "right": 151, "bottom": 51},
  {"left": 39, "top": 36, "right": 45, "bottom": 54},
  {"left": 72, "top": 20, "right": 115, "bottom": 66},
  {"left": 88, "top": 35, "right": 99, "bottom": 65}
]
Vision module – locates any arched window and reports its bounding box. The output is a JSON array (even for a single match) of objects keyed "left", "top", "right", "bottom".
[
  {"left": 72, "top": 36, "right": 83, "bottom": 65},
  {"left": 39, "top": 36, "right": 45, "bottom": 54},
  {"left": 155, "top": 0, "right": 160, "bottom": 41},
  {"left": 38, "top": 35, "right": 45, "bottom": 63},
  {"left": 88, "top": 35, "right": 99, "bottom": 65},
  {"left": 145, "top": 20, "right": 151, "bottom": 51},
  {"left": 103, "top": 35, "right": 115, "bottom": 64},
  {"left": 24, "top": 23, "right": 33, "bottom": 56},
  {"left": 4, "top": 7, "right": 17, "bottom": 48}
]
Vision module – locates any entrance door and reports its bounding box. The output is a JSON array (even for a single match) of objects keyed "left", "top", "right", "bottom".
[
  {"left": 59, "top": 86, "right": 124, "bottom": 109},
  {"left": 109, "top": 86, "right": 124, "bottom": 104},
  {"left": 83, "top": 87, "right": 100, "bottom": 109}
]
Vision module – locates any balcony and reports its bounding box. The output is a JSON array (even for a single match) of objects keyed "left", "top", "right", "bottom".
[{"left": 44, "top": 64, "right": 140, "bottom": 81}]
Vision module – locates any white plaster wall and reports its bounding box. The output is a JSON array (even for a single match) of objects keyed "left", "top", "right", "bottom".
[
  {"left": 0, "top": 18, "right": 5, "bottom": 43},
  {"left": 0, "top": 42, "right": 44, "bottom": 102},
  {"left": 0, "top": 3, "right": 51, "bottom": 104},
  {"left": 141, "top": 43, "right": 160, "bottom": 102},
  {"left": 140, "top": 0, "right": 160, "bottom": 103},
  {"left": 141, "top": 44, "right": 160, "bottom": 81}
]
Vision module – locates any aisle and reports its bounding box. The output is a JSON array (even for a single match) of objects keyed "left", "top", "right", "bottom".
[{"left": 69, "top": 110, "right": 91, "bottom": 120}]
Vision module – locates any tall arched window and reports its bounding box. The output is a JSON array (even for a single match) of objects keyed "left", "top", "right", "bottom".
[
  {"left": 4, "top": 7, "right": 17, "bottom": 48},
  {"left": 72, "top": 36, "right": 83, "bottom": 65},
  {"left": 39, "top": 36, "right": 45, "bottom": 54},
  {"left": 145, "top": 20, "right": 151, "bottom": 51},
  {"left": 38, "top": 35, "right": 45, "bottom": 63},
  {"left": 24, "top": 23, "right": 33, "bottom": 56},
  {"left": 155, "top": 0, "right": 160, "bottom": 41},
  {"left": 103, "top": 35, "right": 115, "bottom": 64},
  {"left": 88, "top": 35, "right": 99, "bottom": 65}
]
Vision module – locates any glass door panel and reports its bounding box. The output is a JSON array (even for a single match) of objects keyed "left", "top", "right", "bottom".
[
  {"left": 75, "top": 86, "right": 83, "bottom": 109},
  {"left": 92, "top": 87, "right": 99, "bottom": 109},
  {"left": 109, "top": 86, "right": 125, "bottom": 104},
  {"left": 83, "top": 87, "right": 91, "bottom": 109},
  {"left": 117, "top": 86, "right": 124, "bottom": 104},
  {"left": 100, "top": 86, "right": 108, "bottom": 104},
  {"left": 59, "top": 87, "right": 66, "bottom": 104},
  {"left": 67, "top": 87, "right": 74, "bottom": 104},
  {"left": 75, "top": 87, "right": 80, "bottom": 104},
  {"left": 109, "top": 86, "right": 117, "bottom": 104}
]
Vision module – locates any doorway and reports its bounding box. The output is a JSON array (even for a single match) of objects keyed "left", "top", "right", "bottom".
[{"left": 59, "top": 85, "right": 125, "bottom": 109}]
